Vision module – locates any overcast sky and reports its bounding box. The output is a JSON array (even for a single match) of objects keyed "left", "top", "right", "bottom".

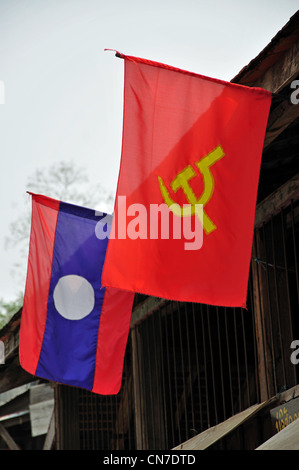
[{"left": 0, "top": 0, "right": 298, "bottom": 301}]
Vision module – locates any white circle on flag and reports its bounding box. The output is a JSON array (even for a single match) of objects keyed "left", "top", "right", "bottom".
[{"left": 53, "top": 275, "right": 95, "bottom": 320}]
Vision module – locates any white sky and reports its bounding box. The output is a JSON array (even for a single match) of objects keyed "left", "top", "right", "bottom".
[{"left": 0, "top": 0, "right": 298, "bottom": 301}]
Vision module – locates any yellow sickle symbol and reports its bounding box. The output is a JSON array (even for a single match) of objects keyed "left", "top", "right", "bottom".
[{"left": 158, "top": 145, "right": 225, "bottom": 234}]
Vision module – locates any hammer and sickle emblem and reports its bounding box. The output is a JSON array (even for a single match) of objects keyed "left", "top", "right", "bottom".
[{"left": 158, "top": 145, "right": 225, "bottom": 234}]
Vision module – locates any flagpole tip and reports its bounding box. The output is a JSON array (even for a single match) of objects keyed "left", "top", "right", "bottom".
[{"left": 104, "top": 48, "right": 125, "bottom": 59}]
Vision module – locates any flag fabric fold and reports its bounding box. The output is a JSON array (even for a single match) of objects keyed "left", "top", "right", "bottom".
[
  {"left": 19, "top": 193, "right": 134, "bottom": 395},
  {"left": 102, "top": 54, "right": 272, "bottom": 308}
]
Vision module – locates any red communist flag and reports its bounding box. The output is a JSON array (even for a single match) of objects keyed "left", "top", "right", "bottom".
[{"left": 102, "top": 54, "right": 272, "bottom": 308}]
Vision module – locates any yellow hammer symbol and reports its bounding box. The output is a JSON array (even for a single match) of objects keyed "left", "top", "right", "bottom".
[{"left": 158, "top": 145, "right": 225, "bottom": 234}]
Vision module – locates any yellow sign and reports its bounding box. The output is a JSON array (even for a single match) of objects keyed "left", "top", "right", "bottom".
[{"left": 270, "top": 398, "right": 299, "bottom": 434}]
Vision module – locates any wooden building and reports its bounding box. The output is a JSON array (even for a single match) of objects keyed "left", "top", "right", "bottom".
[{"left": 0, "top": 10, "right": 298, "bottom": 451}]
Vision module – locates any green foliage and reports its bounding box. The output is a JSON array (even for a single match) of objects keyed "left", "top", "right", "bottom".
[{"left": 0, "top": 293, "right": 23, "bottom": 329}]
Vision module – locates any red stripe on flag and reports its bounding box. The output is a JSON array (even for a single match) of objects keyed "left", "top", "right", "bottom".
[
  {"left": 92, "top": 287, "right": 134, "bottom": 395},
  {"left": 19, "top": 194, "right": 60, "bottom": 375}
]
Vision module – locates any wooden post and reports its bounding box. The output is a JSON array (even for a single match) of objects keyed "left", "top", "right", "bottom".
[
  {"left": 131, "top": 327, "right": 147, "bottom": 449},
  {"left": 43, "top": 410, "right": 55, "bottom": 450},
  {"left": 251, "top": 231, "right": 269, "bottom": 402},
  {"left": 0, "top": 423, "right": 20, "bottom": 450}
]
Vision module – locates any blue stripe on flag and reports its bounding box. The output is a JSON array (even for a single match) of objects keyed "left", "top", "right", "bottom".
[{"left": 36, "top": 201, "right": 109, "bottom": 390}]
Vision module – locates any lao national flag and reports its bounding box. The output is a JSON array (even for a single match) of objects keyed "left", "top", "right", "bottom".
[
  {"left": 102, "top": 54, "right": 272, "bottom": 308},
  {"left": 19, "top": 193, "right": 134, "bottom": 395}
]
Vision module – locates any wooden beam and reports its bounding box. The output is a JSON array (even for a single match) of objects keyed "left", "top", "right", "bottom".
[
  {"left": 131, "top": 328, "right": 146, "bottom": 449},
  {"left": 43, "top": 410, "right": 55, "bottom": 450},
  {"left": 172, "top": 400, "right": 275, "bottom": 450},
  {"left": 278, "top": 384, "right": 299, "bottom": 403},
  {"left": 114, "top": 374, "right": 133, "bottom": 449},
  {"left": 264, "top": 99, "right": 299, "bottom": 149},
  {"left": 0, "top": 422, "right": 20, "bottom": 450},
  {"left": 130, "top": 297, "right": 166, "bottom": 328},
  {"left": 254, "top": 173, "right": 299, "bottom": 228},
  {"left": 253, "top": 38, "right": 299, "bottom": 93},
  {"left": 0, "top": 356, "right": 34, "bottom": 394},
  {"left": 232, "top": 32, "right": 299, "bottom": 92},
  {"left": 250, "top": 232, "right": 270, "bottom": 401},
  {"left": 232, "top": 34, "right": 299, "bottom": 149}
]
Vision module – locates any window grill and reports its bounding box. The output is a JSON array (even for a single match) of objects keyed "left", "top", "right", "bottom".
[
  {"left": 252, "top": 199, "right": 299, "bottom": 399},
  {"left": 77, "top": 338, "right": 135, "bottom": 450},
  {"left": 131, "top": 297, "right": 259, "bottom": 449}
]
